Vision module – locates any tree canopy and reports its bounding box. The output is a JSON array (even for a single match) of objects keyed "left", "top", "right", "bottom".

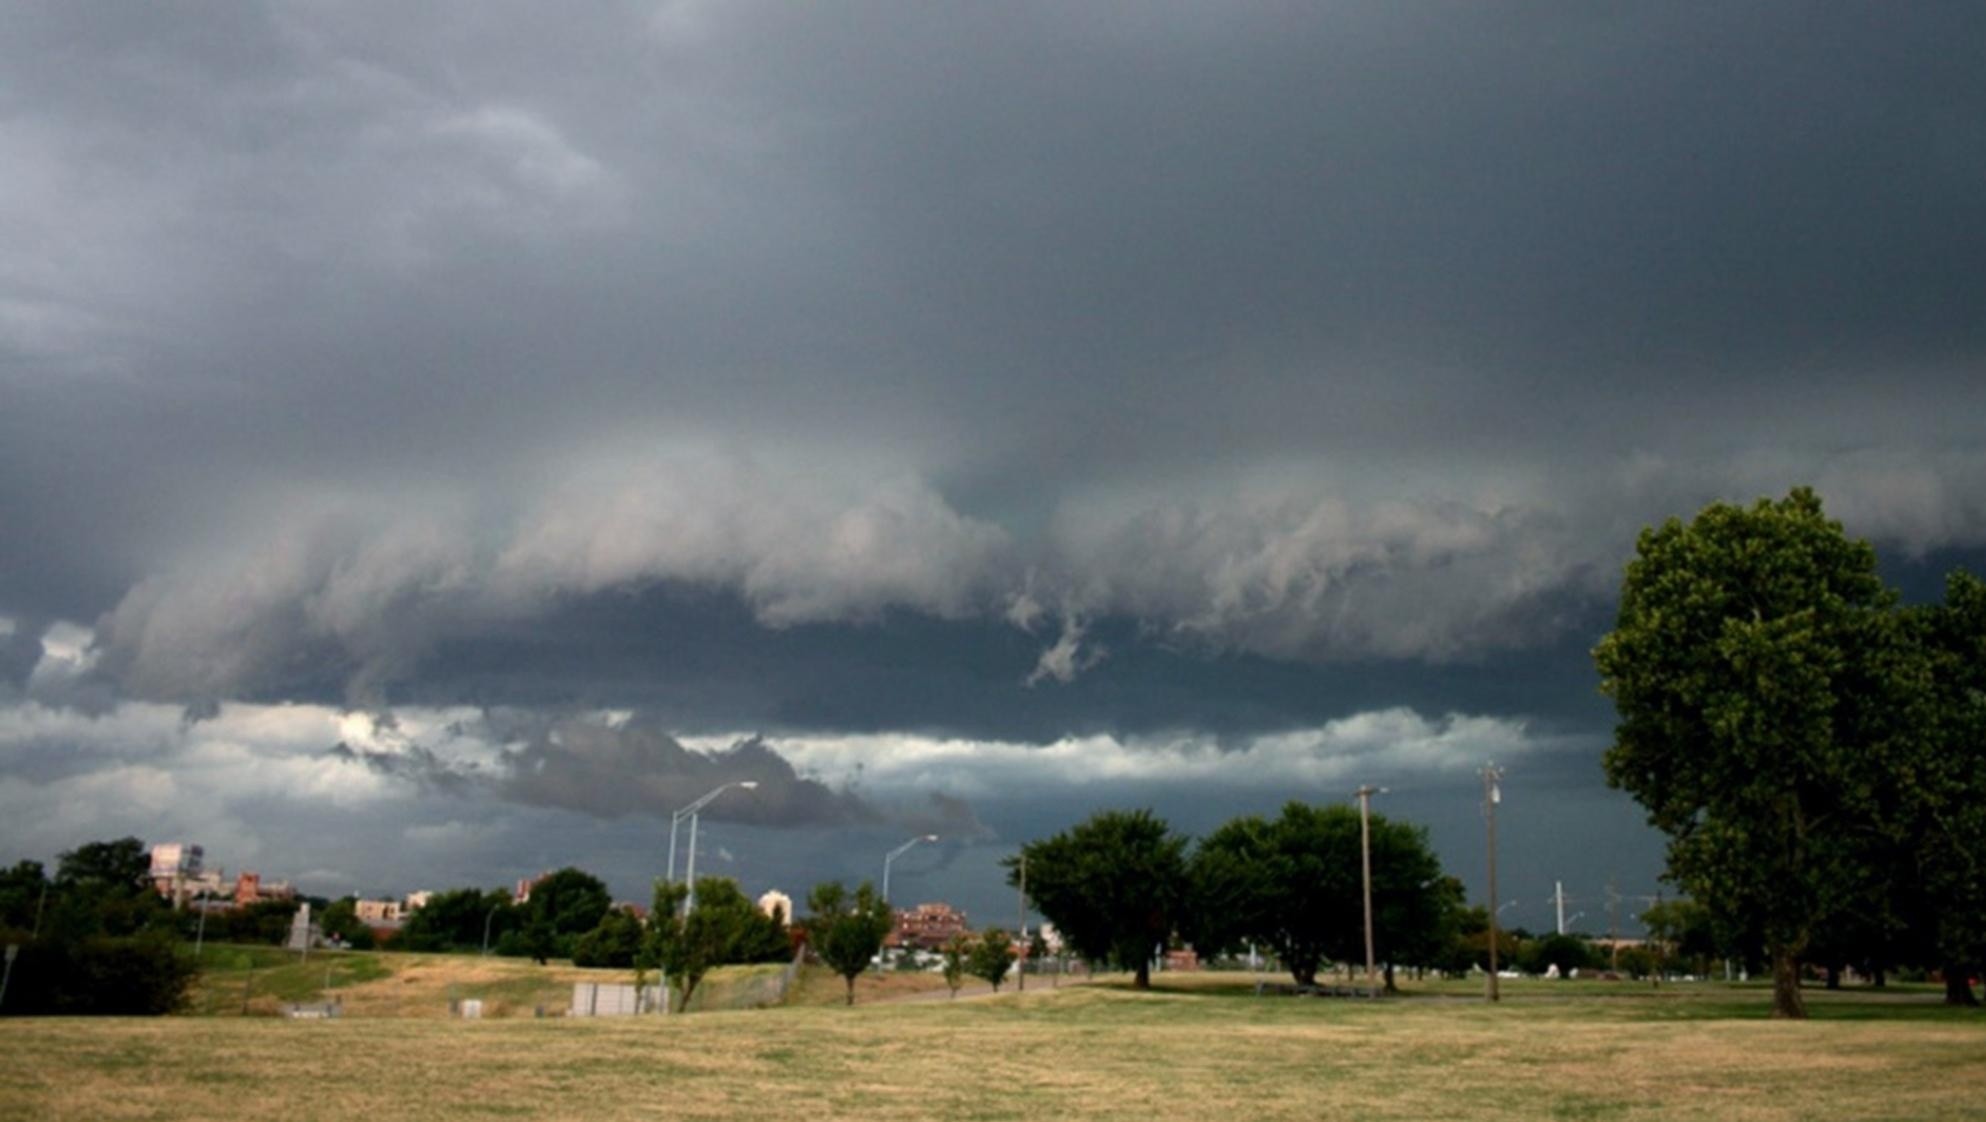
[
  {"left": 1187, "top": 802, "right": 1458, "bottom": 990},
  {"left": 806, "top": 880, "right": 893, "bottom": 1006},
  {"left": 646, "top": 877, "right": 789, "bottom": 1011},
  {"left": 1596, "top": 488, "right": 1928, "bottom": 1017},
  {"left": 1011, "top": 809, "right": 1187, "bottom": 989},
  {"left": 968, "top": 928, "right": 1014, "bottom": 992}
]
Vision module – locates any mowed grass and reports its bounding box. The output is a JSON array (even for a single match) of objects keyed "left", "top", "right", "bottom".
[{"left": 5, "top": 974, "right": 1985, "bottom": 1121}]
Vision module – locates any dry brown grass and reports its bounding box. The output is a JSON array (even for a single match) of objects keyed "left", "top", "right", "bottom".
[{"left": 4, "top": 976, "right": 1983, "bottom": 1121}]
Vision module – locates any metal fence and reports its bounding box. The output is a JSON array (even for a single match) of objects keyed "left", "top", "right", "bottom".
[
  {"left": 568, "top": 982, "right": 666, "bottom": 1017},
  {"left": 572, "top": 950, "right": 806, "bottom": 1016}
]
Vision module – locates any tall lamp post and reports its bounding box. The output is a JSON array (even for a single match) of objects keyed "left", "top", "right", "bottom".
[
  {"left": 882, "top": 835, "right": 937, "bottom": 903},
  {"left": 1355, "top": 785, "right": 1386, "bottom": 999},
  {"left": 1483, "top": 763, "right": 1504, "bottom": 1003},
  {"left": 482, "top": 902, "right": 503, "bottom": 955},
  {"left": 671, "top": 780, "right": 759, "bottom": 916}
]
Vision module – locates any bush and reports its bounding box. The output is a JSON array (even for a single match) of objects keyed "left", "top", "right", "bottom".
[{"left": 2, "top": 934, "right": 197, "bottom": 1015}]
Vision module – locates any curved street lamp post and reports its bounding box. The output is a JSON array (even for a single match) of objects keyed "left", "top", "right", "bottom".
[{"left": 670, "top": 781, "right": 759, "bottom": 916}]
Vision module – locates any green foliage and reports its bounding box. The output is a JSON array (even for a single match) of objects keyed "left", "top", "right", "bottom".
[
  {"left": 0, "top": 860, "right": 49, "bottom": 935},
  {"left": 572, "top": 907, "right": 646, "bottom": 969},
  {"left": 1450, "top": 905, "right": 1521, "bottom": 975},
  {"left": 1641, "top": 898, "right": 1720, "bottom": 978},
  {"left": 56, "top": 838, "right": 149, "bottom": 893},
  {"left": 1519, "top": 933, "right": 1597, "bottom": 977},
  {"left": 1595, "top": 488, "right": 1920, "bottom": 1017},
  {"left": 1012, "top": 809, "right": 1188, "bottom": 989},
  {"left": 398, "top": 888, "right": 518, "bottom": 953},
  {"left": 40, "top": 837, "right": 167, "bottom": 941},
  {"left": 517, "top": 867, "right": 612, "bottom": 960},
  {"left": 318, "top": 898, "right": 370, "bottom": 947},
  {"left": 805, "top": 880, "right": 893, "bottom": 1005},
  {"left": 647, "top": 878, "right": 790, "bottom": 1011},
  {"left": 969, "top": 929, "right": 1014, "bottom": 992},
  {"left": 1, "top": 933, "right": 196, "bottom": 1015},
  {"left": 1903, "top": 571, "right": 1986, "bottom": 1003},
  {"left": 941, "top": 934, "right": 969, "bottom": 997},
  {"left": 1614, "top": 944, "right": 1659, "bottom": 979},
  {"left": 1186, "top": 802, "right": 1459, "bottom": 989},
  {"left": 219, "top": 899, "right": 304, "bottom": 946}
]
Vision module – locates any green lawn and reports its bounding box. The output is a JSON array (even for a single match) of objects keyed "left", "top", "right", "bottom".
[{"left": 3, "top": 973, "right": 1983, "bottom": 1121}]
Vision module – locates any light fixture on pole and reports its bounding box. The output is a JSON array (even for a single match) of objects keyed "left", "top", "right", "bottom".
[
  {"left": 882, "top": 835, "right": 938, "bottom": 903},
  {"left": 482, "top": 902, "right": 503, "bottom": 956},
  {"left": 1355, "top": 784, "right": 1387, "bottom": 999},
  {"left": 674, "top": 780, "right": 759, "bottom": 916},
  {"left": 1483, "top": 762, "right": 1504, "bottom": 1003}
]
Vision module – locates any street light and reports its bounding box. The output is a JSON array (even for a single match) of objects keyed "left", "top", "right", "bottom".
[
  {"left": 882, "top": 835, "right": 938, "bottom": 903},
  {"left": 1355, "top": 784, "right": 1387, "bottom": 999},
  {"left": 672, "top": 780, "right": 759, "bottom": 915},
  {"left": 482, "top": 902, "right": 503, "bottom": 955}
]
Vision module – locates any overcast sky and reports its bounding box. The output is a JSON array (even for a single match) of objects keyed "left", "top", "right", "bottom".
[{"left": 4, "top": 2, "right": 1984, "bottom": 934}]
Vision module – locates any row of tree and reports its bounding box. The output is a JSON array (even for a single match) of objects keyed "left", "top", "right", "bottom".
[
  {"left": 1011, "top": 803, "right": 1461, "bottom": 991},
  {"left": 1597, "top": 489, "right": 1986, "bottom": 1017}
]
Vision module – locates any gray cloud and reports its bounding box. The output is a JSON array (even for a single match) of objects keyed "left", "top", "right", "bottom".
[
  {"left": 4, "top": 2, "right": 1984, "bottom": 921},
  {"left": 493, "top": 717, "right": 877, "bottom": 828}
]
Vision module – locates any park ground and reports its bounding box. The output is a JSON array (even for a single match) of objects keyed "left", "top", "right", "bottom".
[{"left": 3, "top": 952, "right": 1984, "bottom": 1121}]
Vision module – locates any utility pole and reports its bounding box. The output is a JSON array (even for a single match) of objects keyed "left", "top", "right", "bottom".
[
  {"left": 1483, "top": 763, "right": 1503, "bottom": 1003},
  {"left": 1553, "top": 881, "right": 1569, "bottom": 936},
  {"left": 1607, "top": 876, "right": 1621, "bottom": 972},
  {"left": 1356, "top": 785, "right": 1384, "bottom": 998},
  {"left": 1016, "top": 852, "right": 1027, "bottom": 993}
]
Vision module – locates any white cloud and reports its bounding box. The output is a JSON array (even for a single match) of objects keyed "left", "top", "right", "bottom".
[
  {"left": 688, "top": 707, "right": 1572, "bottom": 802},
  {"left": 26, "top": 620, "right": 100, "bottom": 696}
]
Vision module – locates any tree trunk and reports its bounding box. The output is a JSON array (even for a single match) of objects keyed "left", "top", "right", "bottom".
[
  {"left": 1824, "top": 964, "right": 1841, "bottom": 990},
  {"left": 1771, "top": 947, "right": 1807, "bottom": 1019},
  {"left": 1943, "top": 965, "right": 1980, "bottom": 1007},
  {"left": 1134, "top": 961, "right": 1150, "bottom": 989},
  {"left": 1291, "top": 961, "right": 1317, "bottom": 987},
  {"left": 1872, "top": 966, "right": 1886, "bottom": 989},
  {"left": 844, "top": 974, "right": 856, "bottom": 1006},
  {"left": 1383, "top": 962, "right": 1397, "bottom": 994}
]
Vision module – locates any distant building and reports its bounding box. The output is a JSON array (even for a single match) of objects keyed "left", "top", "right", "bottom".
[
  {"left": 513, "top": 872, "right": 552, "bottom": 904},
  {"left": 757, "top": 889, "right": 793, "bottom": 924},
  {"left": 235, "top": 871, "right": 296, "bottom": 907},
  {"left": 891, "top": 902, "right": 970, "bottom": 951},
  {"left": 148, "top": 843, "right": 205, "bottom": 905},
  {"left": 403, "top": 890, "right": 432, "bottom": 912},
  {"left": 355, "top": 898, "right": 404, "bottom": 925}
]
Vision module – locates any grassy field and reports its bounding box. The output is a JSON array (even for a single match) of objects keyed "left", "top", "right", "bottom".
[
  {"left": 184, "top": 944, "right": 964, "bottom": 1017},
  {"left": 4, "top": 970, "right": 1984, "bottom": 1121}
]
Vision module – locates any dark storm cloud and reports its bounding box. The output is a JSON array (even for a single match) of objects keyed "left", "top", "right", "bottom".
[
  {"left": 4, "top": 3, "right": 1986, "bottom": 917},
  {"left": 494, "top": 718, "right": 877, "bottom": 827}
]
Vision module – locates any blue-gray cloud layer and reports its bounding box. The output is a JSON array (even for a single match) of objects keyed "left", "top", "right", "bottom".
[{"left": 4, "top": 2, "right": 1984, "bottom": 925}]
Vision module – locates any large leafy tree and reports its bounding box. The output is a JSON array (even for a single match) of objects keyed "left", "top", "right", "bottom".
[
  {"left": 1187, "top": 802, "right": 1456, "bottom": 990},
  {"left": 644, "top": 877, "right": 789, "bottom": 1012},
  {"left": 48, "top": 837, "right": 164, "bottom": 939},
  {"left": 1010, "top": 809, "right": 1187, "bottom": 989},
  {"left": 805, "top": 880, "right": 893, "bottom": 1006},
  {"left": 520, "top": 867, "right": 612, "bottom": 959},
  {"left": 1904, "top": 571, "right": 1986, "bottom": 1004},
  {"left": 1595, "top": 488, "right": 1920, "bottom": 1018}
]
